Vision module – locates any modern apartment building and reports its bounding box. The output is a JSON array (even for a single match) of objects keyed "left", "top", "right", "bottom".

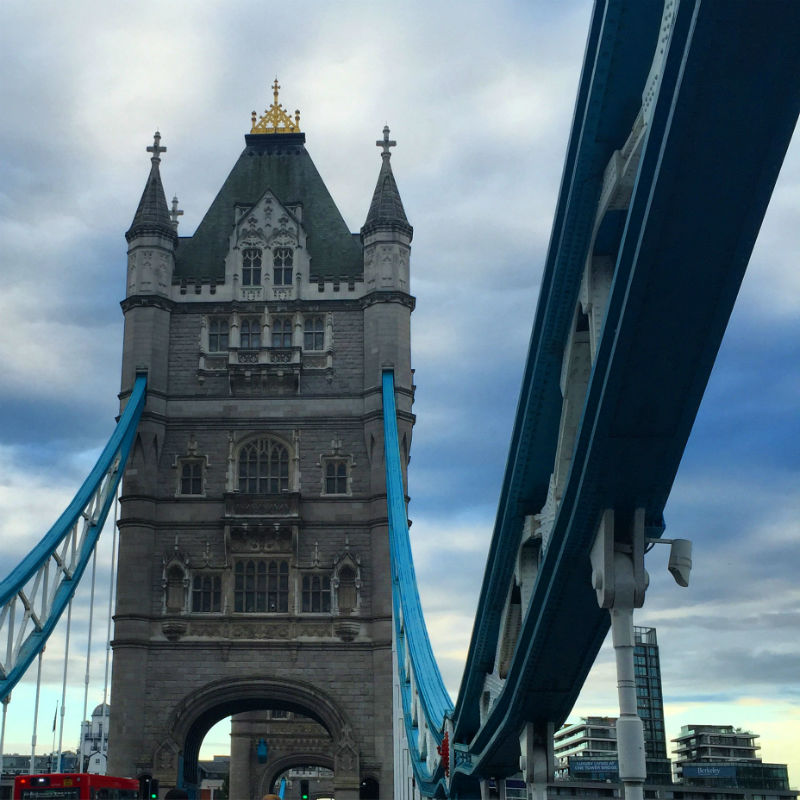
[
  {"left": 553, "top": 627, "right": 670, "bottom": 784},
  {"left": 673, "top": 724, "right": 791, "bottom": 791}
]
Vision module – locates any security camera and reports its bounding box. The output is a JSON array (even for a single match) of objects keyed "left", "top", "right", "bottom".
[{"left": 667, "top": 538, "right": 692, "bottom": 587}]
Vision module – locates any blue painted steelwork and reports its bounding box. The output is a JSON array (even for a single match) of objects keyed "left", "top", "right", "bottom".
[
  {"left": 278, "top": 776, "right": 286, "bottom": 798},
  {"left": 382, "top": 370, "right": 452, "bottom": 796},
  {"left": 452, "top": 1, "right": 665, "bottom": 779},
  {"left": 381, "top": 1, "right": 800, "bottom": 790},
  {"left": 450, "top": 0, "right": 800, "bottom": 788},
  {"left": 0, "top": 375, "right": 147, "bottom": 699}
]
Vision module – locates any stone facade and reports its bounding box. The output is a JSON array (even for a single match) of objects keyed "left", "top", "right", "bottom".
[{"left": 108, "top": 115, "right": 414, "bottom": 800}]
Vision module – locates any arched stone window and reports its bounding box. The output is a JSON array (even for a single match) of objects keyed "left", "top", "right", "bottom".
[
  {"left": 271, "top": 317, "right": 292, "bottom": 348},
  {"left": 237, "top": 437, "right": 290, "bottom": 494},
  {"left": 303, "top": 316, "right": 324, "bottom": 350},
  {"left": 240, "top": 318, "right": 261, "bottom": 350},
  {"left": 325, "top": 460, "right": 348, "bottom": 495},
  {"left": 273, "top": 247, "right": 293, "bottom": 285},
  {"left": 179, "top": 460, "right": 203, "bottom": 495},
  {"left": 208, "top": 318, "right": 229, "bottom": 352},
  {"left": 242, "top": 247, "right": 262, "bottom": 286},
  {"left": 165, "top": 565, "right": 186, "bottom": 613},
  {"left": 337, "top": 565, "right": 357, "bottom": 615}
]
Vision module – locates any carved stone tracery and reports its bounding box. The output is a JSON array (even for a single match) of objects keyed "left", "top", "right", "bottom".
[{"left": 228, "top": 523, "right": 294, "bottom": 553}]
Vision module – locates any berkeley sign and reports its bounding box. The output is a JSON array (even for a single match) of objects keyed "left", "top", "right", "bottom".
[{"left": 683, "top": 765, "right": 736, "bottom": 779}]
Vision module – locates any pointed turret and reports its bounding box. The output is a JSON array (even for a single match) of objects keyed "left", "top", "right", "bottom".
[
  {"left": 360, "top": 125, "right": 414, "bottom": 498},
  {"left": 126, "top": 131, "right": 176, "bottom": 243},
  {"left": 361, "top": 126, "right": 413, "bottom": 240},
  {"left": 123, "top": 132, "right": 176, "bottom": 302},
  {"left": 361, "top": 126, "right": 412, "bottom": 295}
]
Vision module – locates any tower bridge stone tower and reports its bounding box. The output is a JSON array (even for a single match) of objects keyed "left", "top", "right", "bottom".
[{"left": 109, "top": 85, "right": 414, "bottom": 799}]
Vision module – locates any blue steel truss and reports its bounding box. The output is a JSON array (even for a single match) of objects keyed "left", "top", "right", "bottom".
[{"left": 0, "top": 376, "right": 146, "bottom": 700}]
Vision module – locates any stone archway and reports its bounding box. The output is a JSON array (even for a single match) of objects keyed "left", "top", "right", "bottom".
[
  {"left": 160, "top": 675, "right": 360, "bottom": 797},
  {"left": 261, "top": 752, "right": 335, "bottom": 798}
]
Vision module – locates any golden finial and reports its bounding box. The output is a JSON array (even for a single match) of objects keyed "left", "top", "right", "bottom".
[{"left": 250, "top": 78, "right": 302, "bottom": 134}]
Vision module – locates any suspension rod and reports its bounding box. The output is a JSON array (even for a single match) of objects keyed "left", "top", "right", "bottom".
[
  {"left": 30, "top": 651, "right": 43, "bottom": 774},
  {"left": 0, "top": 694, "right": 9, "bottom": 782},
  {"left": 56, "top": 600, "right": 73, "bottom": 772},
  {"left": 101, "top": 492, "right": 119, "bottom": 756},
  {"left": 81, "top": 546, "right": 98, "bottom": 771}
]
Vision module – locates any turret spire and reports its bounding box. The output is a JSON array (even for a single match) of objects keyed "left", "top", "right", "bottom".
[
  {"left": 170, "top": 196, "right": 184, "bottom": 230},
  {"left": 361, "top": 125, "right": 412, "bottom": 240},
  {"left": 126, "top": 131, "right": 175, "bottom": 242}
]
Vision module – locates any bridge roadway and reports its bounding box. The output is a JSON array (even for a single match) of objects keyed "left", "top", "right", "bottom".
[{"left": 444, "top": 1, "right": 800, "bottom": 792}]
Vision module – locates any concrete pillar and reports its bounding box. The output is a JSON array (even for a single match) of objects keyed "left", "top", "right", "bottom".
[{"left": 520, "top": 720, "right": 554, "bottom": 800}]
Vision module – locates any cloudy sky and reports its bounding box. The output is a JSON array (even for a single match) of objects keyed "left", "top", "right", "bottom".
[{"left": 1, "top": 0, "right": 798, "bottom": 786}]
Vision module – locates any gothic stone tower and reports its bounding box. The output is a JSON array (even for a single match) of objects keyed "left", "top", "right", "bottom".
[{"left": 109, "top": 84, "right": 414, "bottom": 799}]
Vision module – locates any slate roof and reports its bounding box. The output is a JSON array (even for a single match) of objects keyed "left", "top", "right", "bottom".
[
  {"left": 126, "top": 157, "right": 175, "bottom": 242},
  {"left": 174, "top": 132, "right": 363, "bottom": 280},
  {"left": 361, "top": 152, "right": 413, "bottom": 240}
]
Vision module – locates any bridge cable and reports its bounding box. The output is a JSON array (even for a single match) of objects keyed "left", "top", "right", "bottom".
[
  {"left": 0, "top": 695, "right": 9, "bottom": 781},
  {"left": 56, "top": 598, "right": 73, "bottom": 771},
  {"left": 382, "top": 370, "right": 453, "bottom": 796},
  {"left": 81, "top": 545, "right": 98, "bottom": 770},
  {"left": 101, "top": 491, "right": 119, "bottom": 757},
  {"left": 29, "top": 651, "right": 44, "bottom": 773}
]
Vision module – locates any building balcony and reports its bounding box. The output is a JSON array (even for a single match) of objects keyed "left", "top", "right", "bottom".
[
  {"left": 226, "top": 346, "right": 301, "bottom": 392},
  {"left": 228, "top": 345, "right": 301, "bottom": 368},
  {"left": 199, "top": 345, "right": 330, "bottom": 390}
]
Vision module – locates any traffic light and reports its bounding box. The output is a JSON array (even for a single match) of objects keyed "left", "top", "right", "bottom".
[
  {"left": 300, "top": 779, "right": 309, "bottom": 799},
  {"left": 149, "top": 778, "right": 159, "bottom": 799},
  {"left": 138, "top": 775, "right": 151, "bottom": 800}
]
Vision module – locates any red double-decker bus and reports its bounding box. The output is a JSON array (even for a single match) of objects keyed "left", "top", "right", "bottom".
[{"left": 13, "top": 773, "right": 139, "bottom": 799}]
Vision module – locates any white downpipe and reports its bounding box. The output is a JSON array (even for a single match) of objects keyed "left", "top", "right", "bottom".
[
  {"left": 30, "top": 651, "right": 44, "bottom": 773},
  {"left": 56, "top": 599, "right": 73, "bottom": 772},
  {"left": 612, "top": 606, "right": 645, "bottom": 800}
]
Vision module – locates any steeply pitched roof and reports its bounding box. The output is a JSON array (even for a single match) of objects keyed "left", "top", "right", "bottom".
[
  {"left": 126, "top": 157, "right": 175, "bottom": 242},
  {"left": 361, "top": 130, "right": 413, "bottom": 240},
  {"left": 174, "top": 133, "right": 362, "bottom": 280},
  {"left": 362, "top": 159, "right": 413, "bottom": 238}
]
